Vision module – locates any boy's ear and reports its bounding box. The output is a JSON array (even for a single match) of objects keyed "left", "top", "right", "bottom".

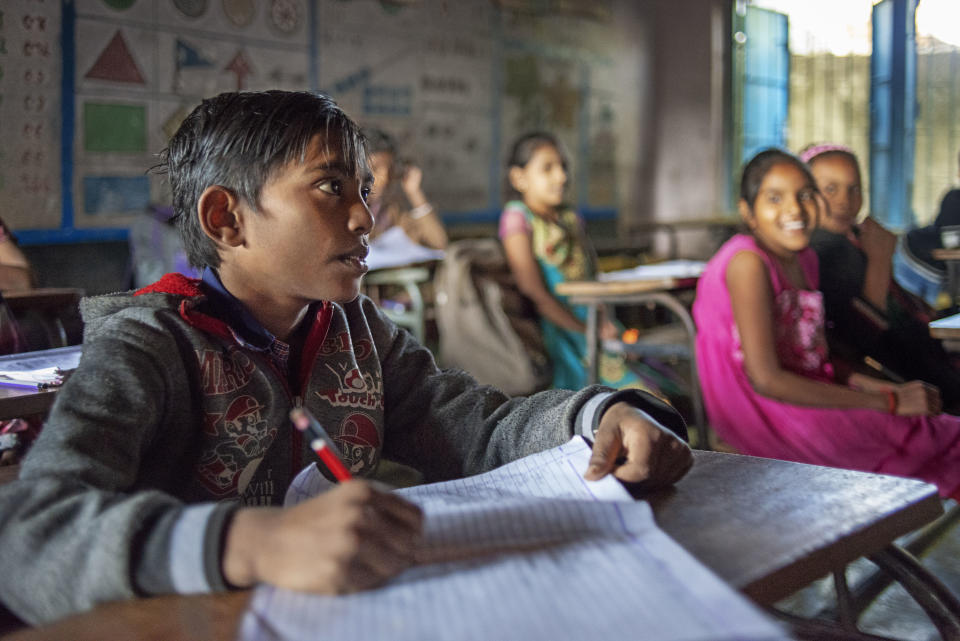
[
  {"left": 508, "top": 167, "right": 527, "bottom": 194},
  {"left": 737, "top": 199, "right": 755, "bottom": 229},
  {"left": 197, "top": 185, "right": 244, "bottom": 248}
]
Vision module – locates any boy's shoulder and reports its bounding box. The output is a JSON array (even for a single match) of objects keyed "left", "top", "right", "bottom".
[{"left": 79, "top": 273, "right": 206, "bottom": 342}]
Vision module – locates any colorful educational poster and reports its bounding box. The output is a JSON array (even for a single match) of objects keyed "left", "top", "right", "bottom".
[
  {"left": 0, "top": 1, "right": 63, "bottom": 230},
  {"left": 315, "top": 1, "right": 496, "bottom": 213},
  {"left": 0, "top": 0, "right": 632, "bottom": 238},
  {"left": 73, "top": 0, "right": 310, "bottom": 227}
]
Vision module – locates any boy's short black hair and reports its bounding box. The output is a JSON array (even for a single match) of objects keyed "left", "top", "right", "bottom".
[{"left": 158, "top": 90, "right": 368, "bottom": 269}]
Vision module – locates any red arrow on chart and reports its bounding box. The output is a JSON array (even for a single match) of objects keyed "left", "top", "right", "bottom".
[{"left": 224, "top": 50, "right": 253, "bottom": 90}]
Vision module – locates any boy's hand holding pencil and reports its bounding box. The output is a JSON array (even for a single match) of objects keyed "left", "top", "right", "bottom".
[{"left": 219, "top": 409, "right": 423, "bottom": 594}]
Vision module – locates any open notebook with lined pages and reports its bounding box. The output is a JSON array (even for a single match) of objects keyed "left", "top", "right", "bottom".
[{"left": 239, "top": 437, "right": 789, "bottom": 641}]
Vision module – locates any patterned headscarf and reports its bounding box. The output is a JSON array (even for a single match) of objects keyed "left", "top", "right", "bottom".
[{"left": 799, "top": 143, "right": 856, "bottom": 164}]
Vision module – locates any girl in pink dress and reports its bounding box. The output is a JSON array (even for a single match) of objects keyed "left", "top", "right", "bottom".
[{"left": 693, "top": 149, "right": 960, "bottom": 499}]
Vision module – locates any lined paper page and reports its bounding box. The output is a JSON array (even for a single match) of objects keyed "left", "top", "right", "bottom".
[{"left": 240, "top": 438, "right": 788, "bottom": 641}]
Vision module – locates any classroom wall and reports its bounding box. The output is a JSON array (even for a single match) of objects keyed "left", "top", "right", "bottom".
[
  {"left": 644, "top": 0, "right": 732, "bottom": 259},
  {"left": 0, "top": 0, "right": 729, "bottom": 292}
]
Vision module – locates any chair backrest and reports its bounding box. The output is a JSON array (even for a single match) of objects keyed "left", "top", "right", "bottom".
[
  {"left": 2, "top": 288, "right": 83, "bottom": 351},
  {"left": 434, "top": 239, "right": 551, "bottom": 396},
  {"left": 0, "top": 294, "right": 25, "bottom": 355}
]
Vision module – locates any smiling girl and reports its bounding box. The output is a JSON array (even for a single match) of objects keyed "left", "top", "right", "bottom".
[
  {"left": 802, "top": 143, "right": 960, "bottom": 412},
  {"left": 693, "top": 149, "right": 960, "bottom": 498}
]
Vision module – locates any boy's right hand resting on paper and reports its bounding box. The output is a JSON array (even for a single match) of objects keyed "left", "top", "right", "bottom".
[{"left": 222, "top": 480, "right": 423, "bottom": 593}]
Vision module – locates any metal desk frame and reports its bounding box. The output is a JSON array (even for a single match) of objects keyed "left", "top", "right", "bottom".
[{"left": 557, "top": 277, "right": 707, "bottom": 449}]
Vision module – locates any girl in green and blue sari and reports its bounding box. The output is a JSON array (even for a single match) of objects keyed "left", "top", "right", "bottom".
[{"left": 498, "top": 132, "right": 653, "bottom": 392}]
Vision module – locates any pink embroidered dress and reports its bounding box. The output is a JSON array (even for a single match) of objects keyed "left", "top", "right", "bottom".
[{"left": 694, "top": 234, "right": 960, "bottom": 499}]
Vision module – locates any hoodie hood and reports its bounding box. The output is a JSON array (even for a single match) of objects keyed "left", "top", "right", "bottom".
[{"left": 80, "top": 273, "right": 230, "bottom": 342}]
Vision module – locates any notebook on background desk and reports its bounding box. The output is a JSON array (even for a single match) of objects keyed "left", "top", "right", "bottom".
[
  {"left": 0, "top": 344, "right": 82, "bottom": 389},
  {"left": 239, "top": 438, "right": 789, "bottom": 641}
]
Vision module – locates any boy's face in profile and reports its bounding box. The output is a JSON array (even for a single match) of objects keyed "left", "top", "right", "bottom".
[{"left": 228, "top": 133, "right": 374, "bottom": 307}]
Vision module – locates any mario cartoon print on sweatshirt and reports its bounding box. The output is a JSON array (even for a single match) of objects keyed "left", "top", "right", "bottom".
[
  {"left": 335, "top": 412, "right": 381, "bottom": 475},
  {"left": 197, "top": 394, "right": 276, "bottom": 498},
  {"left": 314, "top": 331, "right": 384, "bottom": 476}
]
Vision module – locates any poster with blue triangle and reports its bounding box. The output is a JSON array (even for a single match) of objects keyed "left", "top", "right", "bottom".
[
  {"left": 176, "top": 39, "right": 213, "bottom": 70},
  {"left": 85, "top": 30, "right": 146, "bottom": 84}
]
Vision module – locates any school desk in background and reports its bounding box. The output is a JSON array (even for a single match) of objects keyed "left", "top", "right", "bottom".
[
  {"left": 0, "top": 344, "right": 81, "bottom": 421},
  {"left": 363, "top": 226, "right": 445, "bottom": 344},
  {"left": 556, "top": 260, "right": 708, "bottom": 448}
]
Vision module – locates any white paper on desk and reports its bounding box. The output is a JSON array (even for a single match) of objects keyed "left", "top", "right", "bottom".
[
  {"left": 239, "top": 438, "right": 787, "bottom": 641},
  {"left": 599, "top": 259, "right": 706, "bottom": 282},
  {"left": 0, "top": 345, "right": 82, "bottom": 384},
  {"left": 366, "top": 226, "right": 445, "bottom": 271}
]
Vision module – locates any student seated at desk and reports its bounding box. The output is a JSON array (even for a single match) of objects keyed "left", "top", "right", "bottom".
[
  {"left": 893, "top": 147, "right": 960, "bottom": 308},
  {"left": 694, "top": 149, "right": 960, "bottom": 500},
  {"left": 799, "top": 143, "right": 960, "bottom": 412},
  {"left": 365, "top": 127, "right": 448, "bottom": 250},
  {"left": 0, "top": 90, "right": 692, "bottom": 625},
  {"left": 499, "top": 132, "right": 667, "bottom": 395}
]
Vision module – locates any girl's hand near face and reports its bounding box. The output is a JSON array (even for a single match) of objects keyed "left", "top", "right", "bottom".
[
  {"left": 401, "top": 164, "right": 426, "bottom": 204},
  {"left": 858, "top": 216, "right": 897, "bottom": 261}
]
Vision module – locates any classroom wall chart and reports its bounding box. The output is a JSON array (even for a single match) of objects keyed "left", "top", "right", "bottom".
[{"left": 0, "top": 0, "right": 637, "bottom": 243}]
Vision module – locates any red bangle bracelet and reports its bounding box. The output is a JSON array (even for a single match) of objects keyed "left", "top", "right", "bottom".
[{"left": 884, "top": 390, "right": 898, "bottom": 415}]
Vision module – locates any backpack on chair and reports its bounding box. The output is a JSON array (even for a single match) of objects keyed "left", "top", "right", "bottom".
[{"left": 434, "top": 239, "right": 551, "bottom": 396}]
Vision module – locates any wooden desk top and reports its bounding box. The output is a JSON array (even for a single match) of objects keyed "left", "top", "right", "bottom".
[
  {"left": 0, "top": 345, "right": 82, "bottom": 420},
  {"left": 648, "top": 450, "right": 941, "bottom": 604},
  {"left": 0, "top": 386, "right": 58, "bottom": 421},
  {"left": 4, "top": 451, "right": 942, "bottom": 641},
  {"left": 555, "top": 277, "right": 696, "bottom": 298},
  {"left": 932, "top": 248, "right": 960, "bottom": 261},
  {"left": 2, "top": 591, "right": 250, "bottom": 641},
  {"left": 930, "top": 312, "right": 960, "bottom": 339}
]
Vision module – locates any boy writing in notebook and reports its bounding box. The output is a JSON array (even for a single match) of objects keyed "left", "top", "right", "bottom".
[{"left": 0, "top": 90, "right": 692, "bottom": 624}]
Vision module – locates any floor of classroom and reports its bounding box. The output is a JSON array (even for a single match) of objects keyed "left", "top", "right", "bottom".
[{"left": 776, "top": 501, "right": 960, "bottom": 639}]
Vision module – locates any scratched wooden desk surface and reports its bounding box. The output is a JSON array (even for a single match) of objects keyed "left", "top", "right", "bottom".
[{"left": 2, "top": 451, "right": 941, "bottom": 641}]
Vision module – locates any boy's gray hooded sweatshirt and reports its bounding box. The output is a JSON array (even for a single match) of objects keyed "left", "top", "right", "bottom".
[{"left": 0, "top": 274, "right": 685, "bottom": 624}]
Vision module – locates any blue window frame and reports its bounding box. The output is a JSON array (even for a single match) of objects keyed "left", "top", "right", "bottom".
[
  {"left": 730, "top": 5, "right": 789, "bottom": 206},
  {"left": 742, "top": 7, "right": 789, "bottom": 161},
  {"left": 870, "top": 0, "right": 918, "bottom": 229}
]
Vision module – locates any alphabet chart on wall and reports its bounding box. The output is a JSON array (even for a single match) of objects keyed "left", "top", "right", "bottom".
[{"left": 0, "top": 1, "right": 62, "bottom": 233}]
